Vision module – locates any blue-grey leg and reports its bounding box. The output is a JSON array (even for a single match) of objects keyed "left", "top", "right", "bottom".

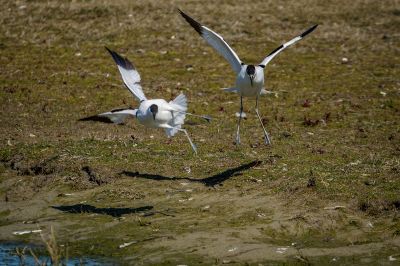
[
  {"left": 235, "top": 96, "right": 243, "bottom": 145},
  {"left": 178, "top": 128, "right": 197, "bottom": 154},
  {"left": 255, "top": 96, "right": 271, "bottom": 145},
  {"left": 161, "top": 123, "right": 197, "bottom": 154}
]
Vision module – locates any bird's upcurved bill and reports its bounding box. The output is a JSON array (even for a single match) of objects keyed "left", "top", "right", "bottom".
[{"left": 249, "top": 74, "right": 254, "bottom": 86}]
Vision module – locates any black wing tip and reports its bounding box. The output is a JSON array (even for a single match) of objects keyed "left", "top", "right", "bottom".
[
  {"left": 300, "top": 24, "right": 318, "bottom": 38},
  {"left": 105, "top": 46, "right": 118, "bottom": 58},
  {"left": 105, "top": 46, "right": 135, "bottom": 70},
  {"left": 105, "top": 46, "right": 121, "bottom": 61},
  {"left": 178, "top": 9, "right": 203, "bottom": 35},
  {"left": 105, "top": 46, "right": 112, "bottom": 53}
]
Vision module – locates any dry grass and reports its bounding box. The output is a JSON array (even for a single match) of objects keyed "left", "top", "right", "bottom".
[{"left": 0, "top": 0, "right": 399, "bottom": 264}]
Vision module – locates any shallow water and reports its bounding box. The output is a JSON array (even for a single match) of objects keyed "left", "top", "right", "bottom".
[{"left": 0, "top": 242, "right": 113, "bottom": 266}]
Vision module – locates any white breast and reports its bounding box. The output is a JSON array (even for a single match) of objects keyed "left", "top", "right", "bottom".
[
  {"left": 235, "top": 65, "right": 264, "bottom": 97},
  {"left": 136, "top": 99, "right": 173, "bottom": 128}
]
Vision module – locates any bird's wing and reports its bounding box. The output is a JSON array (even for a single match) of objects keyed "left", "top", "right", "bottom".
[
  {"left": 259, "top": 25, "right": 318, "bottom": 67},
  {"left": 79, "top": 108, "right": 137, "bottom": 124},
  {"left": 168, "top": 93, "right": 188, "bottom": 112},
  {"left": 168, "top": 93, "right": 188, "bottom": 128},
  {"left": 105, "top": 47, "right": 147, "bottom": 102},
  {"left": 179, "top": 9, "right": 242, "bottom": 74}
]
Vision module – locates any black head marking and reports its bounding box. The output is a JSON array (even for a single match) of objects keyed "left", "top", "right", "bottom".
[
  {"left": 246, "top": 65, "right": 256, "bottom": 86},
  {"left": 246, "top": 65, "right": 256, "bottom": 76},
  {"left": 149, "top": 104, "right": 158, "bottom": 120}
]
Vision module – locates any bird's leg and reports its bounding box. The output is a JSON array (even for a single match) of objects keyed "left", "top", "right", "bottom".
[
  {"left": 177, "top": 128, "right": 197, "bottom": 154},
  {"left": 255, "top": 96, "right": 271, "bottom": 145},
  {"left": 235, "top": 96, "right": 243, "bottom": 145},
  {"left": 175, "top": 111, "right": 211, "bottom": 122},
  {"left": 171, "top": 111, "right": 175, "bottom": 125}
]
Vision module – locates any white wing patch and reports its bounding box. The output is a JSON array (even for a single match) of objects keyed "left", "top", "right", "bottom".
[
  {"left": 179, "top": 10, "right": 242, "bottom": 74},
  {"left": 201, "top": 26, "right": 242, "bottom": 74},
  {"left": 106, "top": 47, "right": 147, "bottom": 102},
  {"left": 98, "top": 109, "right": 137, "bottom": 124},
  {"left": 165, "top": 93, "right": 188, "bottom": 137},
  {"left": 169, "top": 93, "right": 187, "bottom": 111}
]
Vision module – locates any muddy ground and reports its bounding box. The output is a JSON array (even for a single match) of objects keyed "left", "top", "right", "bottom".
[{"left": 0, "top": 0, "right": 399, "bottom": 265}]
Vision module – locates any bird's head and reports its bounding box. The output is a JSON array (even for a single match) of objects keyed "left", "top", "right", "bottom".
[
  {"left": 149, "top": 104, "right": 158, "bottom": 120},
  {"left": 246, "top": 65, "right": 256, "bottom": 86}
]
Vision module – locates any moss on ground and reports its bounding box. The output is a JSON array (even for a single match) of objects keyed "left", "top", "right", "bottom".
[{"left": 0, "top": 0, "right": 399, "bottom": 264}]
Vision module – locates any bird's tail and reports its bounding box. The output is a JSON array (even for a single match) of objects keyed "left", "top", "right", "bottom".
[{"left": 166, "top": 93, "right": 188, "bottom": 137}]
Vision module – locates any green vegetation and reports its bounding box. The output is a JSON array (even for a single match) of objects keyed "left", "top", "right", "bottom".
[{"left": 0, "top": 0, "right": 399, "bottom": 264}]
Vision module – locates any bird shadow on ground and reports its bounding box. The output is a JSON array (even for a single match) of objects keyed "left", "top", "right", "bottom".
[
  {"left": 121, "top": 160, "right": 262, "bottom": 187},
  {"left": 78, "top": 115, "right": 114, "bottom": 123},
  {"left": 52, "top": 204, "right": 153, "bottom": 217}
]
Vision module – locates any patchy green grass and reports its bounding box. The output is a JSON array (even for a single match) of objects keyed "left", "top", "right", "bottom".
[{"left": 0, "top": 0, "right": 399, "bottom": 264}]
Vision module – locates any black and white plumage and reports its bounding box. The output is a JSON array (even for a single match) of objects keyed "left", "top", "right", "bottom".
[
  {"left": 81, "top": 48, "right": 210, "bottom": 154},
  {"left": 179, "top": 9, "right": 317, "bottom": 145},
  {"left": 79, "top": 108, "right": 137, "bottom": 124},
  {"left": 106, "top": 47, "right": 146, "bottom": 102}
]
